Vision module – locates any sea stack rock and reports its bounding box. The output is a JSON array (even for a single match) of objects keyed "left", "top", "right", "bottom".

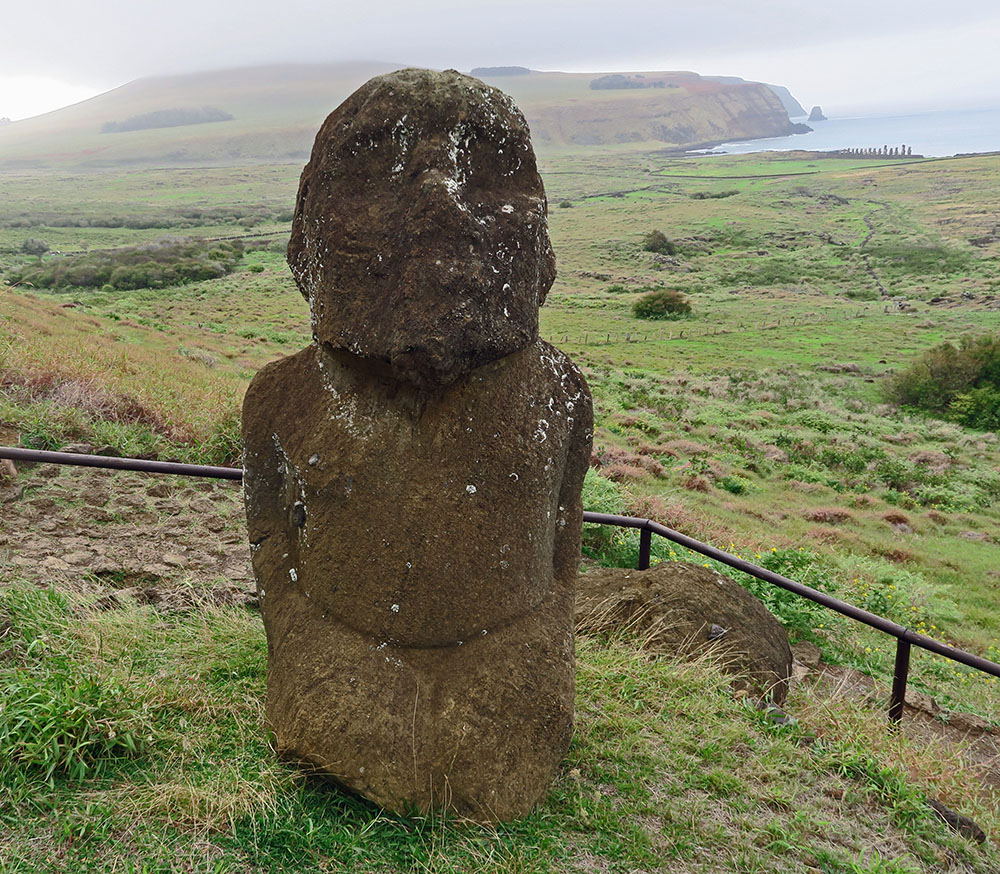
[
  {"left": 808, "top": 105, "right": 827, "bottom": 122},
  {"left": 242, "top": 68, "right": 593, "bottom": 821}
]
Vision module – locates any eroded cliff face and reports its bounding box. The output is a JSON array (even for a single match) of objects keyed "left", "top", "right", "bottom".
[{"left": 520, "top": 81, "right": 801, "bottom": 148}]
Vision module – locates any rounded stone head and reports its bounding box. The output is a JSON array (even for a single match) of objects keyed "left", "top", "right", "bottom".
[{"left": 288, "top": 68, "right": 556, "bottom": 389}]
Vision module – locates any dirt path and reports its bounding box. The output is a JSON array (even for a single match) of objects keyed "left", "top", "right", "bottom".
[
  {"left": 794, "top": 656, "right": 1000, "bottom": 793},
  {"left": 0, "top": 455, "right": 254, "bottom": 610}
]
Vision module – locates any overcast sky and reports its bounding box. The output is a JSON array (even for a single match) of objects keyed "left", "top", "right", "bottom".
[{"left": 2, "top": 0, "right": 999, "bottom": 120}]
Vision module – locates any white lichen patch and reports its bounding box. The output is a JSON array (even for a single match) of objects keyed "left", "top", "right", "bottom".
[{"left": 318, "top": 373, "right": 377, "bottom": 441}]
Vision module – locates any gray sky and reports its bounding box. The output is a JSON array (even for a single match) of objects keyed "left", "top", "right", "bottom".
[{"left": 3, "top": 0, "right": 999, "bottom": 119}]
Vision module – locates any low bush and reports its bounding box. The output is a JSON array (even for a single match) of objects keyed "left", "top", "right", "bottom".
[
  {"left": 885, "top": 333, "right": 1000, "bottom": 430},
  {"left": 632, "top": 288, "right": 692, "bottom": 320},
  {"left": 868, "top": 242, "right": 972, "bottom": 276},
  {"left": 719, "top": 474, "right": 755, "bottom": 494},
  {"left": 101, "top": 107, "right": 233, "bottom": 134},
  {"left": 20, "top": 238, "right": 50, "bottom": 260},
  {"left": 948, "top": 386, "right": 1000, "bottom": 430},
  {"left": 6, "top": 237, "right": 244, "bottom": 291},
  {"left": 641, "top": 229, "right": 677, "bottom": 255},
  {"left": 691, "top": 189, "right": 739, "bottom": 200}
]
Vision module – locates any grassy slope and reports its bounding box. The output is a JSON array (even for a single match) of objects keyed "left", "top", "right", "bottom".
[
  {"left": 1, "top": 150, "right": 999, "bottom": 870},
  {"left": 0, "top": 583, "right": 996, "bottom": 873}
]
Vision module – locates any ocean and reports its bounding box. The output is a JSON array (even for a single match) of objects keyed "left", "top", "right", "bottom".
[{"left": 711, "top": 106, "right": 1000, "bottom": 158}]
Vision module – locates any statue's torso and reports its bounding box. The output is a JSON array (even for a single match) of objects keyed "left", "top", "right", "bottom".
[{"left": 243, "top": 340, "right": 589, "bottom": 647}]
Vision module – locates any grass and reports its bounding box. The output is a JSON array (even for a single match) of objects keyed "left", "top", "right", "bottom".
[
  {"left": 2, "top": 147, "right": 1000, "bottom": 867},
  {"left": 0, "top": 584, "right": 996, "bottom": 873}
]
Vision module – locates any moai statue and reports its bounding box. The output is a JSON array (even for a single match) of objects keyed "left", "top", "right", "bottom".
[{"left": 242, "top": 69, "right": 593, "bottom": 822}]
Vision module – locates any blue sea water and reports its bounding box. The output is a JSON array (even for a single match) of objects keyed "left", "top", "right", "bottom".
[{"left": 712, "top": 106, "right": 1000, "bottom": 158}]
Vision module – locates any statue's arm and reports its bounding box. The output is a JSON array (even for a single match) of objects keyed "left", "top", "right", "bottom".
[
  {"left": 553, "top": 366, "right": 594, "bottom": 583},
  {"left": 242, "top": 369, "right": 299, "bottom": 643}
]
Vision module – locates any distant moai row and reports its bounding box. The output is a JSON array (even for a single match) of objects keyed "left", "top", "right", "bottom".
[{"left": 840, "top": 145, "right": 913, "bottom": 157}]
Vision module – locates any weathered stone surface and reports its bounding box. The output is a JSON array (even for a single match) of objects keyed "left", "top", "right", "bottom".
[
  {"left": 244, "top": 69, "right": 592, "bottom": 821},
  {"left": 287, "top": 68, "right": 556, "bottom": 391},
  {"left": 576, "top": 563, "right": 792, "bottom": 703},
  {"left": 0, "top": 458, "right": 17, "bottom": 485}
]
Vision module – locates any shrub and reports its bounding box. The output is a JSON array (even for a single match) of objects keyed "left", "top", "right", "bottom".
[
  {"left": 868, "top": 242, "right": 972, "bottom": 276},
  {"left": 632, "top": 288, "right": 691, "bottom": 320},
  {"left": 641, "top": 230, "right": 677, "bottom": 256},
  {"left": 719, "top": 474, "right": 755, "bottom": 495},
  {"left": 949, "top": 386, "right": 1000, "bottom": 430},
  {"left": 20, "top": 238, "right": 50, "bottom": 261},
  {"left": 6, "top": 237, "right": 245, "bottom": 291},
  {"left": 101, "top": 106, "right": 233, "bottom": 134},
  {"left": 691, "top": 190, "right": 739, "bottom": 200},
  {"left": 885, "top": 333, "right": 1000, "bottom": 430}
]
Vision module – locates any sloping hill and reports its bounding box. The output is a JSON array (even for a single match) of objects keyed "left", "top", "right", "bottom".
[
  {"left": 0, "top": 63, "right": 806, "bottom": 170},
  {"left": 0, "top": 62, "right": 399, "bottom": 170}
]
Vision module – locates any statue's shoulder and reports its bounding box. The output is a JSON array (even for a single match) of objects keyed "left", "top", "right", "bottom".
[
  {"left": 243, "top": 345, "right": 326, "bottom": 446},
  {"left": 530, "top": 339, "right": 591, "bottom": 403},
  {"left": 245, "top": 345, "right": 321, "bottom": 408}
]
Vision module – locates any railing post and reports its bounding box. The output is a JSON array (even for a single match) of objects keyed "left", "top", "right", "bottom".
[
  {"left": 638, "top": 527, "right": 652, "bottom": 571},
  {"left": 889, "top": 637, "right": 911, "bottom": 725}
]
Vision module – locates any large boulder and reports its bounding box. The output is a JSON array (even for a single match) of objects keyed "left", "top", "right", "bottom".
[
  {"left": 243, "top": 69, "right": 593, "bottom": 822},
  {"left": 576, "top": 562, "right": 792, "bottom": 703}
]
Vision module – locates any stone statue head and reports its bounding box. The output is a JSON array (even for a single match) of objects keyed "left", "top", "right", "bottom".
[{"left": 287, "top": 68, "right": 556, "bottom": 390}]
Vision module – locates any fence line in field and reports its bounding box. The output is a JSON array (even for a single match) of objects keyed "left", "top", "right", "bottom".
[{"left": 544, "top": 305, "right": 898, "bottom": 346}]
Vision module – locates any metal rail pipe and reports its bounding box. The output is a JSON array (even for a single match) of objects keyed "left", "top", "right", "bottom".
[
  {"left": 4, "top": 448, "right": 998, "bottom": 723},
  {"left": 583, "top": 510, "right": 1000, "bottom": 724},
  {"left": 584, "top": 511, "right": 1000, "bottom": 678},
  {"left": 0, "top": 446, "right": 243, "bottom": 480}
]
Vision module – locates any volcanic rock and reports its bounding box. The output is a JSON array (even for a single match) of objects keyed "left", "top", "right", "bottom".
[
  {"left": 243, "top": 69, "right": 593, "bottom": 821},
  {"left": 576, "top": 562, "right": 792, "bottom": 703}
]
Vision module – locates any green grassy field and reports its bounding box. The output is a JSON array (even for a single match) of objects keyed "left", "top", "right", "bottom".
[{"left": 1, "top": 148, "right": 999, "bottom": 871}]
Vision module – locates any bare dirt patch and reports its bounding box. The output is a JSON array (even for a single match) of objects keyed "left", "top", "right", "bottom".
[{"left": 0, "top": 461, "right": 254, "bottom": 609}]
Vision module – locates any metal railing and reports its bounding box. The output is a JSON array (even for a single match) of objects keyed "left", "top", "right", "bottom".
[{"left": 3, "top": 445, "right": 999, "bottom": 725}]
